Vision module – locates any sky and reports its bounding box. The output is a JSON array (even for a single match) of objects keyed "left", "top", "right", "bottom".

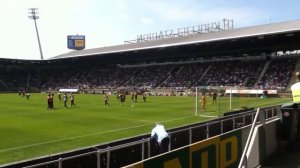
[{"left": 1, "top": 0, "right": 300, "bottom": 60}]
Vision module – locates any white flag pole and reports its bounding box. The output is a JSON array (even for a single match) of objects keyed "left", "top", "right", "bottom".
[
  {"left": 195, "top": 87, "right": 198, "bottom": 116},
  {"left": 230, "top": 87, "right": 232, "bottom": 110}
]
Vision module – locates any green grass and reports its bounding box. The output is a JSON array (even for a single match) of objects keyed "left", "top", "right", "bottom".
[{"left": 0, "top": 93, "right": 291, "bottom": 165}]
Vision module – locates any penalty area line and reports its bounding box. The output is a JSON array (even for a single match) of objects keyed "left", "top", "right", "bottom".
[{"left": 198, "top": 114, "right": 218, "bottom": 118}]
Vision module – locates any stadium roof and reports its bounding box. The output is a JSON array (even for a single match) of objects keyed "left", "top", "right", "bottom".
[{"left": 51, "top": 19, "right": 300, "bottom": 60}]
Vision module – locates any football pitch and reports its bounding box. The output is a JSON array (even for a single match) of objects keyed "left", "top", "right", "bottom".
[{"left": 0, "top": 93, "right": 291, "bottom": 165}]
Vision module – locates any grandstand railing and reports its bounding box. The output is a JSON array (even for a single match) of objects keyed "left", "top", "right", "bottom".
[
  {"left": 237, "top": 106, "right": 280, "bottom": 168},
  {"left": 21, "top": 106, "right": 280, "bottom": 168}
]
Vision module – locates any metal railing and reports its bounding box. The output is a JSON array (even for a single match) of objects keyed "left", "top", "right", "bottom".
[
  {"left": 20, "top": 106, "right": 280, "bottom": 168},
  {"left": 237, "top": 106, "right": 281, "bottom": 168}
]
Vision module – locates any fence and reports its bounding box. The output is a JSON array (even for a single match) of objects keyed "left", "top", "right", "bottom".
[
  {"left": 238, "top": 106, "right": 281, "bottom": 168},
  {"left": 12, "top": 106, "right": 280, "bottom": 168}
]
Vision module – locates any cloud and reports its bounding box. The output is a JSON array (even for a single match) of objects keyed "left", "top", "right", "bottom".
[
  {"left": 195, "top": 7, "right": 268, "bottom": 27},
  {"left": 146, "top": 1, "right": 197, "bottom": 22},
  {"left": 117, "top": 0, "right": 127, "bottom": 10},
  {"left": 0, "top": 0, "right": 297, "bottom": 60},
  {"left": 139, "top": 0, "right": 267, "bottom": 27},
  {"left": 141, "top": 17, "right": 154, "bottom": 25}
]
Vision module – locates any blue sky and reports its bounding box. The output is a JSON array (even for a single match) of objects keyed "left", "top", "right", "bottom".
[{"left": 1, "top": 0, "right": 300, "bottom": 60}]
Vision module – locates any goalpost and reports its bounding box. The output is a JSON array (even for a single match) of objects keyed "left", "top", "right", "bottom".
[{"left": 194, "top": 86, "right": 233, "bottom": 117}]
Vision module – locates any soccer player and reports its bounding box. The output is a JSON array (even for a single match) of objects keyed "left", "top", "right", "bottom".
[
  {"left": 120, "top": 93, "right": 125, "bottom": 105},
  {"left": 58, "top": 92, "right": 61, "bottom": 102},
  {"left": 212, "top": 91, "right": 217, "bottom": 104},
  {"left": 143, "top": 92, "right": 146, "bottom": 102},
  {"left": 131, "top": 92, "right": 134, "bottom": 102},
  {"left": 47, "top": 93, "right": 51, "bottom": 109},
  {"left": 104, "top": 93, "right": 109, "bottom": 106},
  {"left": 26, "top": 93, "right": 30, "bottom": 100},
  {"left": 200, "top": 93, "right": 206, "bottom": 112},
  {"left": 134, "top": 92, "right": 138, "bottom": 103},
  {"left": 50, "top": 94, "right": 54, "bottom": 109},
  {"left": 47, "top": 93, "right": 54, "bottom": 110},
  {"left": 22, "top": 91, "right": 25, "bottom": 97},
  {"left": 63, "top": 93, "right": 68, "bottom": 108},
  {"left": 70, "top": 93, "right": 76, "bottom": 108}
]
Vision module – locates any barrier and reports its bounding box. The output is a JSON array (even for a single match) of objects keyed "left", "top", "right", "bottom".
[
  {"left": 238, "top": 107, "right": 281, "bottom": 168},
  {"left": 124, "top": 106, "right": 280, "bottom": 168},
  {"left": 123, "top": 126, "right": 244, "bottom": 168}
]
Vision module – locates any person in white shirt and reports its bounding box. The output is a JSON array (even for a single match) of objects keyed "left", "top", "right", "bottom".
[{"left": 151, "top": 123, "right": 170, "bottom": 153}]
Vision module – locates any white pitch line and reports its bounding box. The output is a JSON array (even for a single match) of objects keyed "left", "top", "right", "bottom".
[
  {"left": 0, "top": 115, "right": 196, "bottom": 153},
  {"left": 198, "top": 114, "right": 218, "bottom": 118},
  {"left": 107, "top": 116, "right": 156, "bottom": 124}
]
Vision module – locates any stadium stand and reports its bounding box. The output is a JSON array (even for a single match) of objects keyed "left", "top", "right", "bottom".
[
  {"left": 256, "top": 59, "right": 296, "bottom": 90},
  {"left": 125, "top": 65, "right": 175, "bottom": 88},
  {"left": 0, "top": 58, "right": 297, "bottom": 92},
  {"left": 160, "top": 63, "right": 208, "bottom": 87},
  {"left": 196, "top": 60, "right": 265, "bottom": 87}
]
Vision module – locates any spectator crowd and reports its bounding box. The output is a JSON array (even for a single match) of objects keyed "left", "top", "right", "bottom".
[{"left": 0, "top": 59, "right": 296, "bottom": 92}]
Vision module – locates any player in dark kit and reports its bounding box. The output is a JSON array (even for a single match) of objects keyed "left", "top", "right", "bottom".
[
  {"left": 143, "top": 93, "right": 146, "bottom": 102},
  {"left": 50, "top": 95, "right": 54, "bottom": 109},
  {"left": 212, "top": 91, "right": 217, "bottom": 104},
  {"left": 134, "top": 92, "right": 138, "bottom": 103},
  {"left": 47, "top": 94, "right": 51, "bottom": 109},
  {"left": 26, "top": 93, "right": 31, "bottom": 100},
  {"left": 131, "top": 92, "right": 134, "bottom": 102},
  {"left": 104, "top": 93, "right": 109, "bottom": 106},
  {"left": 120, "top": 93, "right": 126, "bottom": 105},
  {"left": 58, "top": 92, "right": 61, "bottom": 102},
  {"left": 63, "top": 93, "right": 68, "bottom": 108},
  {"left": 22, "top": 91, "right": 25, "bottom": 97},
  {"left": 47, "top": 93, "right": 54, "bottom": 110},
  {"left": 70, "top": 93, "right": 76, "bottom": 108}
]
